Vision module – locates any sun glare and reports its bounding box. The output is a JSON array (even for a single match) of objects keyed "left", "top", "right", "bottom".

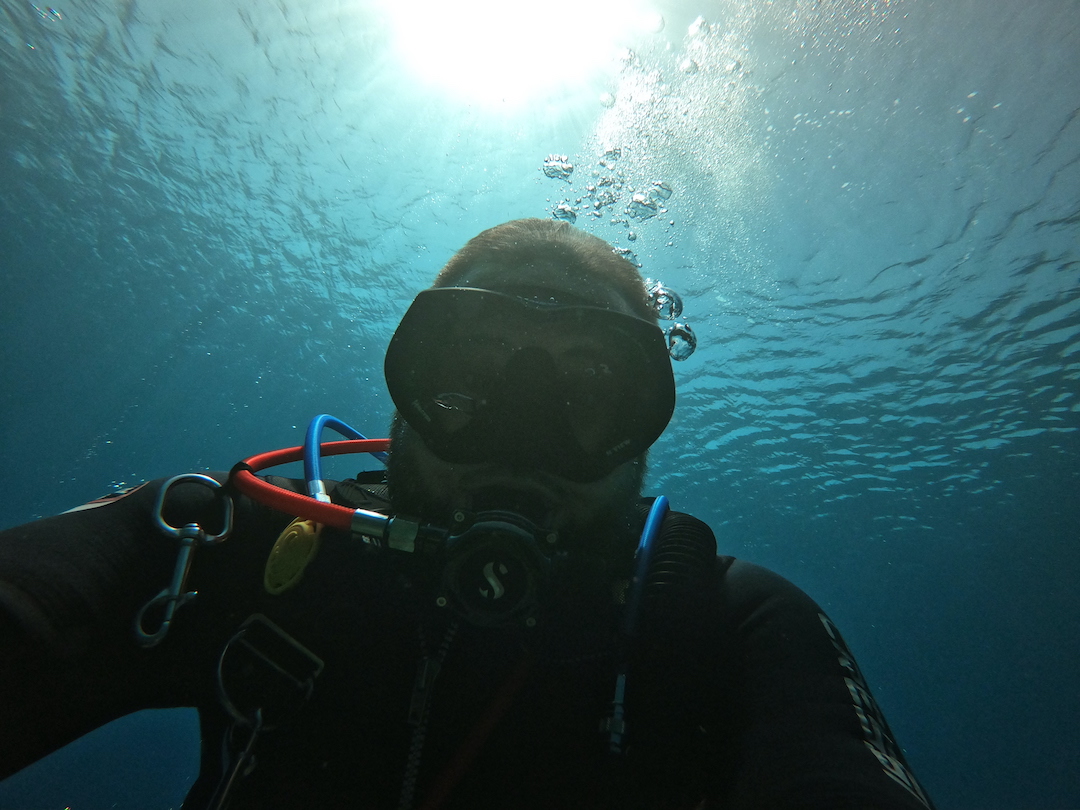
[{"left": 384, "top": 0, "right": 664, "bottom": 106}]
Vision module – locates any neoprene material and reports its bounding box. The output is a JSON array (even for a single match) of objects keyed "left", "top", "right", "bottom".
[{"left": 0, "top": 475, "right": 935, "bottom": 810}]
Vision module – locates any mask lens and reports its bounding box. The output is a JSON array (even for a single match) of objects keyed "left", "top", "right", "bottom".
[{"left": 559, "top": 344, "right": 632, "bottom": 455}]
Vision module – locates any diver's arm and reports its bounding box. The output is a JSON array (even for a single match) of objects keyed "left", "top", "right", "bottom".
[
  {"left": 0, "top": 480, "right": 220, "bottom": 778},
  {"left": 708, "top": 560, "right": 936, "bottom": 810}
]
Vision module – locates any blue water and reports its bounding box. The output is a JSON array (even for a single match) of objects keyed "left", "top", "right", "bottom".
[{"left": 1, "top": 0, "right": 1077, "bottom": 808}]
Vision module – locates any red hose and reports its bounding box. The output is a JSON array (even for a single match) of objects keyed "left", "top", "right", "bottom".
[{"left": 230, "top": 439, "right": 391, "bottom": 531}]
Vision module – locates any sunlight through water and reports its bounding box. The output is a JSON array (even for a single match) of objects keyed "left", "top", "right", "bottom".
[{"left": 383, "top": 0, "right": 666, "bottom": 106}]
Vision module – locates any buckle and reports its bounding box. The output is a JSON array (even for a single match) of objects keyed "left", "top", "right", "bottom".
[{"left": 216, "top": 613, "right": 324, "bottom": 731}]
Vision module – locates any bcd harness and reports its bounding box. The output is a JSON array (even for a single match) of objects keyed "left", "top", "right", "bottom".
[{"left": 133, "top": 464, "right": 718, "bottom": 810}]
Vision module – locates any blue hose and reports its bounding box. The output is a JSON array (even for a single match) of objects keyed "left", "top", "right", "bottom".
[
  {"left": 304, "top": 414, "right": 389, "bottom": 500},
  {"left": 621, "top": 494, "right": 669, "bottom": 639}
]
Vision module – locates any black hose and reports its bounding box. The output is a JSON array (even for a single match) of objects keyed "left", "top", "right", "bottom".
[{"left": 641, "top": 512, "right": 717, "bottom": 620}]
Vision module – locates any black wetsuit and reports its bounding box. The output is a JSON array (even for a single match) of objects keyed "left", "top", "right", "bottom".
[{"left": 0, "top": 474, "right": 935, "bottom": 810}]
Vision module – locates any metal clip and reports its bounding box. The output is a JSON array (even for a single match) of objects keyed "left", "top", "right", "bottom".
[
  {"left": 134, "top": 474, "right": 233, "bottom": 648},
  {"left": 208, "top": 709, "right": 265, "bottom": 810}
]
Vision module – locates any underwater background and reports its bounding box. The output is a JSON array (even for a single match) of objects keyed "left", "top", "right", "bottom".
[{"left": 1, "top": 0, "right": 1077, "bottom": 807}]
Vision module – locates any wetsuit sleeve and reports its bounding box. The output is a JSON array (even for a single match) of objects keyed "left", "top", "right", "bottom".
[
  {"left": 709, "top": 559, "right": 935, "bottom": 810},
  {"left": 0, "top": 478, "right": 234, "bottom": 779}
]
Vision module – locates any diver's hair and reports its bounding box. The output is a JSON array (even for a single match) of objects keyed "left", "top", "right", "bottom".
[{"left": 432, "top": 218, "right": 655, "bottom": 321}]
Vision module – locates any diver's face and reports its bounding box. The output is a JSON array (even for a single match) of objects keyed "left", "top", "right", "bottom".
[{"left": 386, "top": 263, "right": 648, "bottom": 546}]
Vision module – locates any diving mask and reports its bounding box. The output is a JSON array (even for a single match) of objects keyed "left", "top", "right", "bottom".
[{"left": 384, "top": 287, "right": 675, "bottom": 482}]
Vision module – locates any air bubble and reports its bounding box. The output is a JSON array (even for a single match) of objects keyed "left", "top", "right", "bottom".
[
  {"left": 542, "top": 155, "right": 574, "bottom": 182},
  {"left": 613, "top": 247, "right": 641, "bottom": 266},
  {"left": 646, "top": 280, "right": 684, "bottom": 320},
  {"left": 688, "top": 16, "right": 710, "bottom": 38},
  {"left": 590, "top": 187, "right": 619, "bottom": 210},
  {"left": 599, "top": 92, "right": 616, "bottom": 108},
  {"left": 552, "top": 203, "right": 577, "bottom": 223},
  {"left": 627, "top": 192, "right": 658, "bottom": 220},
  {"left": 666, "top": 323, "right": 696, "bottom": 361}
]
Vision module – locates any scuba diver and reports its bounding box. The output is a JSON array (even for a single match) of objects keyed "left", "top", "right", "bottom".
[{"left": 0, "top": 218, "right": 935, "bottom": 809}]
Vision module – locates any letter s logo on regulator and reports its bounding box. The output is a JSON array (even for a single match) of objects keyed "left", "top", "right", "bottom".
[{"left": 479, "top": 561, "right": 509, "bottom": 600}]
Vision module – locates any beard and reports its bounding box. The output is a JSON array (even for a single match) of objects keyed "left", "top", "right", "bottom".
[{"left": 385, "top": 413, "right": 647, "bottom": 568}]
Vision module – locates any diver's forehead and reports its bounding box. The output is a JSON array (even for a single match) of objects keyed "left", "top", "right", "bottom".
[{"left": 455, "top": 262, "right": 637, "bottom": 315}]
